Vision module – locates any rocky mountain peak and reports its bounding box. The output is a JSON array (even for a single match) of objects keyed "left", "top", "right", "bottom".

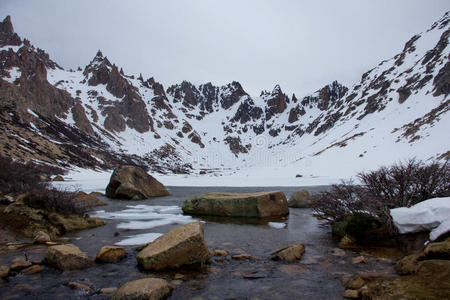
[
  {"left": 0, "top": 16, "right": 22, "bottom": 47},
  {"left": 264, "top": 84, "right": 289, "bottom": 120}
]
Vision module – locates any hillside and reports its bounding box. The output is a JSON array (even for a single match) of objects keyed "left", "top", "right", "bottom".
[{"left": 0, "top": 13, "right": 449, "bottom": 184}]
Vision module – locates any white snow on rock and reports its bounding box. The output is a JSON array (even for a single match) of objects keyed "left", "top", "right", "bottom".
[{"left": 390, "top": 197, "right": 450, "bottom": 241}]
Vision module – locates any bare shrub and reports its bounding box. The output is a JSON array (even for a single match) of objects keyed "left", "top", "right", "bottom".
[
  {"left": 311, "top": 159, "right": 450, "bottom": 227},
  {"left": 0, "top": 156, "right": 90, "bottom": 214}
]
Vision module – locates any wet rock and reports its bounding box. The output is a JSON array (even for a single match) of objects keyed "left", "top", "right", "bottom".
[
  {"left": 330, "top": 248, "right": 346, "bottom": 257},
  {"left": 240, "top": 270, "right": 268, "bottom": 279},
  {"left": 73, "top": 191, "right": 106, "bottom": 207},
  {"left": 45, "top": 244, "right": 93, "bottom": 270},
  {"left": 52, "top": 176, "right": 64, "bottom": 182},
  {"left": 232, "top": 254, "right": 252, "bottom": 260},
  {"left": 288, "top": 190, "right": 314, "bottom": 208},
  {"left": 362, "top": 260, "right": 450, "bottom": 299},
  {"left": 341, "top": 275, "right": 365, "bottom": 290},
  {"left": 173, "top": 273, "right": 184, "bottom": 280},
  {"left": 271, "top": 243, "right": 305, "bottom": 262},
  {"left": 211, "top": 249, "right": 228, "bottom": 256},
  {"left": 68, "top": 281, "right": 92, "bottom": 291},
  {"left": 33, "top": 231, "right": 51, "bottom": 244},
  {"left": 106, "top": 165, "right": 170, "bottom": 200},
  {"left": 171, "top": 279, "right": 183, "bottom": 285},
  {"left": 342, "top": 289, "right": 359, "bottom": 299},
  {"left": 112, "top": 278, "right": 173, "bottom": 300},
  {"left": 338, "top": 235, "right": 356, "bottom": 248},
  {"left": 96, "top": 246, "right": 126, "bottom": 263},
  {"left": 100, "top": 287, "right": 118, "bottom": 294},
  {"left": 395, "top": 252, "right": 424, "bottom": 275},
  {"left": 423, "top": 237, "right": 450, "bottom": 259},
  {"left": 137, "top": 221, "right": 210, "bottom": 271},
  {"left": 0, "top": 266, "right": 10, "bottom": 278},
  {"left": 10, "top": 258, "right": 32, "bottom": 271},
  {"left": 182, "top": 191, "right": 289, "bottom": 218},
  {"left": 21, "top": 265, "right": 44, "bottom": 275},
  {"left": 352, "top": 256, "right": 368, "bottom": 264},
  {"left": 278, "top": 264, "right": 308, "bottom": 276}
]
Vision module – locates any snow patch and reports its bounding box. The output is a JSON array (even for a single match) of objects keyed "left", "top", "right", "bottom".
[{"left": 390, "top": 197, "right": 450, "bottom": 241}]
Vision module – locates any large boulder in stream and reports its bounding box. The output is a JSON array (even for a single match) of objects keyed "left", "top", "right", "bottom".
[
  {"left": 182, "top": 191, "right": 289, "bottom": 218},
  {"left": 288, "top": 189, "right": 314, "bottom": 208},
  {"left": 105, "top": 165, "right": 170, "bottom": 200},
  {"left": 45, "top": 244, "right": 93, "bottom": 270},
  {"left": 137, "top": 221, "right": 210, "bottom": 271}
]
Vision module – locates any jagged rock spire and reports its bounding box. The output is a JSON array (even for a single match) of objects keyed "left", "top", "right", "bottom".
[{"left": 0, "top": 15, "right": 22, "bottom": 47}]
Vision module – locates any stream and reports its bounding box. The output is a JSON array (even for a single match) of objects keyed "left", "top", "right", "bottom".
[{"left": 0, "top": 186, "right": 397, "bottom": 299}]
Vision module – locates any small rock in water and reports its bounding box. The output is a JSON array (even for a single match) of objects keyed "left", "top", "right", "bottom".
[
  {"left": 10, "top": 258, "right": 32, "bottom": 271},
  {"left": 0, "top": 266, "right": 10, "bottom": 278},
  {"left": 211, "top": 249, "right": 228, "bottom": 256},
  {"left": 96, "top": 246, "right": 126, "bottom": 263},
  {"left": 68, "top": 281, "right": 92, "bottom": 291},
  {"left": 45, "top": 244, "right": 93, "bottom": 270},
  {"left": 100, "top": 287, "right": 118, "bottom": 294},
  {"left": 271, "top": 243, "right": 305, "bottom": 262},
  {"left": 33, "top": 231, "right": 51, "bottom": 244},
  {"left": 174, "top": 273, "right": 184, "bottom": 280},
  {"left": 113, "top": 278, "right": 173, "bottom": 300},
  {"left": 21, "top": 265, "right": 44, "bottom": 275},
  {"left": 342, "top": 289, "right": 360, "bottom": 299},
  {"left": 352, "top": 256, "right": 368, "bottom": 264},
  {"left": 341, "top": 275, "right": 365, "bottom": 290},
  {"left": 232, "top": 254, "right": 252, "bottom": 260},
  {"left": 330, "top": 248, "right": 346, "bottom": 257},
  {"left": 171, "top": 280, "right": 183, "bottom": 285}
]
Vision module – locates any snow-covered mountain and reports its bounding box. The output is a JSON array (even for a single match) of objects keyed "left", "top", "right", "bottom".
[{"left": 0, "top": 12, "right": 449, "bottom": 180}]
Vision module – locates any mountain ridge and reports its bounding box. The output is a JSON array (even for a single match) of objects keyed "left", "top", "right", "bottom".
[{"left": 0, "top": 13, "right": 448, "bottom": 179}]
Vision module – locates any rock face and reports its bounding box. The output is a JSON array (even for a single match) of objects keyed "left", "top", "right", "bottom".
[
  {"left": 271, "top": 243, "right": 305, "bottom": 262},
  {"left": 288, "top": 190, "right": 314, "bottom": 208},
  {"left": 105, "top": 165, "right": 170, "bottom": 200},
  {"left": 182, "top": 191, "right": 289, "bottom": 218},
  {"left": 362, "top": 237, "right": 450, "bottom": 299},
  {"left": 112, "top": 278, "right": 173, "bottom": 300},
  {"left": 137, "top": 221, "right": 210, "bottom": 271},
  {"left": 45, "top": 244, "right": 93, "bottom": 270},
  {"left": 96, "top": 246, "right": 126, "bottom": 263}
]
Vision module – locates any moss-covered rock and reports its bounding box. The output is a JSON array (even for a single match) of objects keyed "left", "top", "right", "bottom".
[{"left": 182, "top": 191, "right": 289, "bottom": 218}]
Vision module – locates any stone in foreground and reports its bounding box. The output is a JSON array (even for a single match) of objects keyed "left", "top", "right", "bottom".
[
  {"left": 45, "top": 244, "right": 93, "bottom": 270},
  {"left": 96, "top": 246, "right": 126, "bottom": 263},
  {"left": 106, "top": 165, "right": 170, "bottom": 200},
  {"left": 182, "top": 191, "right": 289, "bottom": 218},
  {"left": 112, "top": 278, "right": 173, "bottom": 300},
  {"left": 271, "top": 243, "right": 305, "bottom": 262},
  {"left": 137, "top": 221, "right": 210, "bottom": 271},
  {"left": 288, "top": 189, "right": 314, "bottom": 208}
]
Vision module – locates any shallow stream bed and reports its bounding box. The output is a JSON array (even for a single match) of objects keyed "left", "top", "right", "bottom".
[{"left": 0, "top": 186, "right": 397, "bottom": 299}]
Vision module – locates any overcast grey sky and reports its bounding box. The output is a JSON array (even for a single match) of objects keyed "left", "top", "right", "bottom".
[{"left": 2, "top": 0, "right": 449, "bottom": 97}]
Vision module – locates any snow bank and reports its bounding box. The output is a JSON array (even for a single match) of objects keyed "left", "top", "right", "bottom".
[{"left": 390, "top": 197, "right": 450, "bottom": 241}]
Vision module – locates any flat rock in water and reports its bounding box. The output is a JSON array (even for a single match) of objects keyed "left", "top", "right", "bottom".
[
  {"left": 96, "top": 246, "right": 126, "bottom": 263},
  {"left": 182, "top": 191, "right": 289, "bottom": 218},
  {"left": 112, "top": 278, "right": 173, "bottom": 300},
  {"left": 137, "top": 221, "right": 210, "bottom": 271},
  {"left": 105, "top": 165, "right": 170, "bottom": 200},
  {"left": 271, "top": 243, "right": 305, "bottom": 262},
  {"left": 45, "top": 244, "right": 93, "bottom": 270},
  {"left": 21, "top": 265, "right": 44, "bottom": 275}
]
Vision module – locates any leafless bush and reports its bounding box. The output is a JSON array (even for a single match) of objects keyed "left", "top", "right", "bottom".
[
  {"left": 0, "top": 156, "right": 89, "bottom": 214},
  {"left": 311, "top": 159, "right": 450, "bottom": 226}
]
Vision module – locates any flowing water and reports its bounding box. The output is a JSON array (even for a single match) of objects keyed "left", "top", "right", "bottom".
[{"left": 0, "top": 186, "right": 397, "bottom": 299}]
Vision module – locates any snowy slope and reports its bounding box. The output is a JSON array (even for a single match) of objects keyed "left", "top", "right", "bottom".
[{"left": 0, "top": 12, "right": 449, "bottom": 183}]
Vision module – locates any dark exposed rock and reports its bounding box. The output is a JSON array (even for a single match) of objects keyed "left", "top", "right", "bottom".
[
  {"left": 105, "top": 165, "right": 170, "bottom": 199},
  {"left": 0, "top": 16, "right": 22, "bottom": 47},
  {"left": 224, "top": 136, "right": 248, "bottom": 156}
]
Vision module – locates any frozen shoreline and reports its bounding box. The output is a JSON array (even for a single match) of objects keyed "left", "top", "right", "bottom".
[{"left": 52, "top": 167, "right": 343, "bottom": 192}]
